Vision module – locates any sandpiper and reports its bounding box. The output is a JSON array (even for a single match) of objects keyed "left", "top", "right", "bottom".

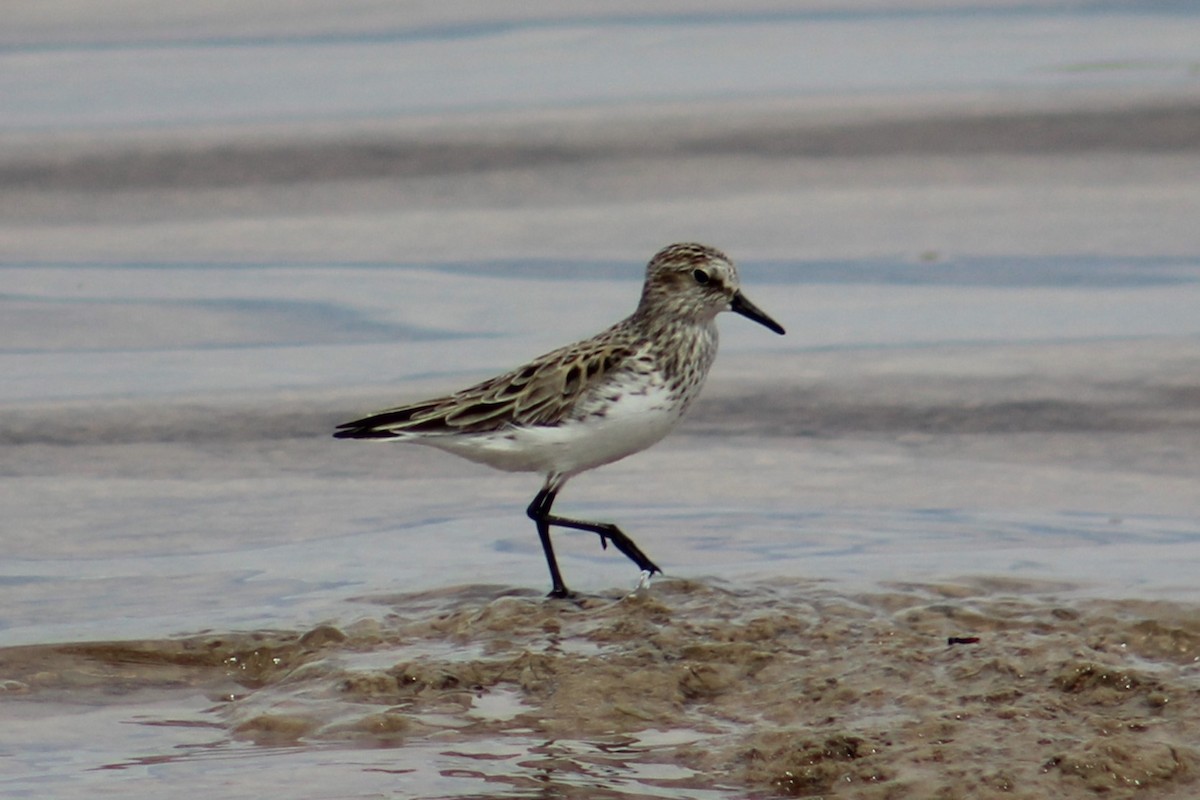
[{"left": 334, "top": 243, "right": 785, "bottom": 597}]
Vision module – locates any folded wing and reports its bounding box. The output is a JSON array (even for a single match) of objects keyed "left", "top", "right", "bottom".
[{"left": 333, "top": 335, "right": 633, "bottom": 439}]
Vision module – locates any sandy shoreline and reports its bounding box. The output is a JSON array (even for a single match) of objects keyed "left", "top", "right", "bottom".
[{"left": 4, "top": 579, "right": 1200, "bottom": 799}]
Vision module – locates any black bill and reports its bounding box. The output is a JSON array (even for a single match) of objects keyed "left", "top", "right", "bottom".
[{"left": 730, "top": 291, "right": 786, "bottom": 335}]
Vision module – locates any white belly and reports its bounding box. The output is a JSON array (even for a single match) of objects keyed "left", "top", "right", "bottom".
[{"left": 416, "top": 381, "right": 684, "bottom": 480}]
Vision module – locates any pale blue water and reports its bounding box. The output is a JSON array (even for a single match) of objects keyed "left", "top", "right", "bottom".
[
  {"left": 3, "top": 5, "right": 1198, "bottom": 131},
  {"left": 4, "top": 256, "right": 1200, "bottom": 403}
]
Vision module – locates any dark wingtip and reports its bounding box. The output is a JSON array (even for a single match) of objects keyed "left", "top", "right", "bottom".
[
  {"left": 333, "top": 428, "right": 400, "bottom": 439},
  {"left": 333, "top": 419, "right": 400, "bottom": 439}
]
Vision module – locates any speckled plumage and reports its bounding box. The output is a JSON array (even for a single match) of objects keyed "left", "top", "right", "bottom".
[{"left": 335, "top": 243, "right": 785, "bottom": 597}]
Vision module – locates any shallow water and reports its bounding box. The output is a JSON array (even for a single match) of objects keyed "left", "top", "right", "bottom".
[
  {"left": 4, "top": 1, "right": 1200, "bottom": 797},
  {"left": 5, "top": 4, "right": 1198, "bottom": 131}
]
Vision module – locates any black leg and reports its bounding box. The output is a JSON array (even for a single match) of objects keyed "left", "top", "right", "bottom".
[
  {"left": 543, "top": 514, "right": 662, "bottom": 576},
  {"left": 527, "top": 488, "right": 570, "bottom": 598},
  {"left": 526, "top": 486, "right": 662, "bottom": 598}
]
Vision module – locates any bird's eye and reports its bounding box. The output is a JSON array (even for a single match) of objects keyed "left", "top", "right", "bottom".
[{"left": 692, "top": 269, "right": 710, "bottom": 285}]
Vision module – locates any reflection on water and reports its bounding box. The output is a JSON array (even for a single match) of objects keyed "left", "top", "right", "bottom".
[{"left": 3, "top": 578, "right": 1199, "bottom": 798}]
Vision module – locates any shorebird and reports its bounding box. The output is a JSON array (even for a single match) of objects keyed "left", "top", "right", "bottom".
[{"left": 334, "top": 243, "right": 785, "bottom": 597}]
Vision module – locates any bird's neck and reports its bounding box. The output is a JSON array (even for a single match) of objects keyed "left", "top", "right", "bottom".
[{"left": 629, "top": 313, "right": 719, "bottom": 408}]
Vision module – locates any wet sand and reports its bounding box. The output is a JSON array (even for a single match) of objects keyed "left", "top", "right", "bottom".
[{"left": 5, "top": 579, "right": 1200, "bottom": 799}]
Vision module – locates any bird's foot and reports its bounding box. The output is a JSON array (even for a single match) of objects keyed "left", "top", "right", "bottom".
[{"left": 631, "top": 569, "right": 656, "bottom": 596}]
